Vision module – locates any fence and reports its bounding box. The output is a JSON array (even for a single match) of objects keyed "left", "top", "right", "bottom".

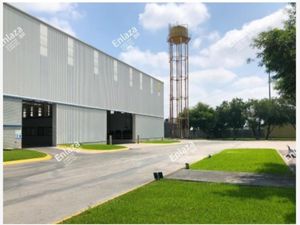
[{"left": 164, "top": 121, "right": 295, "bottom": 139}]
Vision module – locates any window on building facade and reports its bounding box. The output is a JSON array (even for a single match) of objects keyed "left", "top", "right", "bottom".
[
  {"left": 22, "top": 107, "right": 27, "bottom": 118},
  {"left": 68, "top": 37, "right": 74, "bottom": 66},
  {"left": 113, "top": 60, "right": 118, "bottom": 81},
  {"left": 38, "top": 107, "right": 42, "bottom": 117},
  {"left": 150, "top": 78, "right": 153, "bottom": 94},
  {"left": 157, "top": 83, "right": 161, "bottom": 96},
  {"left": 129, "top": 68, "right": 133, "bottom": 87},
  {"left": 94, "top": 50, "right": 99, "bottom": 74},
  {"left": 30, "top": 106, "right": 34, "bottom": 117},
  {"left": 40, "top": 24, "right": 48, "bottom": 56},
  {"left": 139, "top": 73, "right": 143, "bottom": 90}
]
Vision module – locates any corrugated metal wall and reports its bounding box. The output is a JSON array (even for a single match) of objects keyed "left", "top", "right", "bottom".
[
  {"left": 3, "top": 97, "right": 22, "bottom": 126},
  {"left": 55, "top": 104, "right": 107, "bottom": 144},
  {"left": 4, "top": 127, "right": 22, "bottom": 149},
  {"left": 134, "top": 115, "right": 164, "bottom": 139},
  {"left": 3, "top": 97, "right": 22, "bottom": 148},
  {"left": 3, "top": 4, "right": 164, "bottom": 119}
]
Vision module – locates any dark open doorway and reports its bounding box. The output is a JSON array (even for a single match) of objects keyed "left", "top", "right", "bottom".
[
  {"left": 107, "top": 111, "right": 133, "bottom": 144},
  {"left": 22, "top": 101, "right": 53, "bottom": 148}
]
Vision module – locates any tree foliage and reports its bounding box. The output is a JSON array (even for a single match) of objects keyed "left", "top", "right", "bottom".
[
  {"left": 251, "top": 98, "right": 289, "bottom": 139},
  {"left": 189, "top": 98, "right": 295, "bottom": 140},
  {"left": 252, "top": 3, "right": 296, "bottom": 104},
  {"left": 214, "top": 101, "right": 230, "bottom": 137},
  {"left": 214, "top": 98, "right": 247, "bottom": 139},
  {"left": 245, "top": 99, "right": 263, "bottom": 139},
  {"left": 227, "top": 98, "right": 247, "bottom": 138},
  {"left": 189, "top": 102, "right": 216, "bottom": 137}
]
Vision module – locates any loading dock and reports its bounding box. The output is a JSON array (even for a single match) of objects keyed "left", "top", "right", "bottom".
[
  {"left": 22, "top": 101, "right": 53, "bottom": 147},
  {"left": 107, "top": 111, "right": 133, "bottom": 144}
]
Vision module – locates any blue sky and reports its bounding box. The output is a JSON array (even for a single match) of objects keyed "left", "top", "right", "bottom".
[{"left": 14, "top": 2, "right": 288, "bottom": 117}]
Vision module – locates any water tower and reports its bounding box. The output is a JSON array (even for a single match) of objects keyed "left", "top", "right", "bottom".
[{"left": 168, "top": 25, "right": 190, "bottom": 138}]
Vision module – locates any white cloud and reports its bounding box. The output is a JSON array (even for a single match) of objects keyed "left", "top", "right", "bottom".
[
  {"left": 12, "top": 3, "right": 84, "bottom": 37},
  {"left": 192, "top": 37, "right": 202, "bottom": 49},
  {"left": 40, "top": 17, "right": 76, "bottom": 37},
  {"left": 119, "top": 47, "right": 169, "bottom": 76},
  {"left": 231, "top": 76, "right": 266, "bottom": 90},
  {"left": 13, "top": 3, "right": 84, "bottom": 19},
  {"left": 191, "top": 7, "right": 288, "bottom": 69},
  {"left": 139, "top": 3, "right": 209, "bottom": 31},
  {"left": 14, "top": 3, "right": 71, "bottom": 13},
  {"left": 201, "top": 87, "right": 272, "bottom": 107},
  {"left": 191, "top": 31, "right": 220, "bottom": 50},
  {"left": 190, "top": 68, "right": 237, "bottom": 86},
  {"left": 189, "top": 71, "right": 257, "bottom": 106},
  {"left": 206, "top": 31, "right": 220, "bottom": 42},
  {"left": 189, "top": 75, "right": 275, "bottom": 108}
]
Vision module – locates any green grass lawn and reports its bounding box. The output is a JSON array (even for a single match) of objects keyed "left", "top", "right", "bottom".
[
  {"left": 60, "top": 143, "right": 126, "bottom": 150},
  {"left": 190, "top": 148, "right": 292, "bottom": 176},
  {"left": 62, "top": 180, "right": 295, "bottom": 224},
  {"left": 3, "top": 149, "right": 47, "bottom": 162},
  {"left": 81, "top": 144, "right": 126, "bottom": 150},
  {"left": 142, "top": 138, "right": 179, "bottom": 144}
]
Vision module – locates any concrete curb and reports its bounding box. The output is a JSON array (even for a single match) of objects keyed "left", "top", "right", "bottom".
[
  {"left": 3, "top": 153, "right": 52, "bottom": 166},
  {"left": 141, "top": 141, "right": 182, "bottom": 146},
  {"left": 56, "top": 146, "right": 129, "bottom": 154},
  {"left": 276, "top": 149, "right": 295, "bottom": 174},
  {"left": 126, "top": 141, "right": 183, "bottom": 149}
]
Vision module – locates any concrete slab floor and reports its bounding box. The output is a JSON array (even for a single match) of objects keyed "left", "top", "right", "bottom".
[{"left": 166, "top": 169, "right": 295, "bottom": 188}]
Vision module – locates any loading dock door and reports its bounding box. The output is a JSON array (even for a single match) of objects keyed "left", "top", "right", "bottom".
[
  {"left": 22, "top": 101, "right": 53, "bottom": 147},
  {"left": 107, "top": 111, "right": 133, "bottom": 144}
]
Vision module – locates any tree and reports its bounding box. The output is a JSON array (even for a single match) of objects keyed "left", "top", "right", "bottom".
[
  {"left": 245, "top": 99, "right": 264, "bottom": 139},
  {"left": 278, "top": 98, "right": 296, "bottom": 129},
  {"left": 214, "top": 101, "right": 230, "bottom": 138},
  {"left": 189, "top": 97, "right": 294, "bottom": 140},
  {"left": 285, "top": 105, "right": 296, "bottom": 129},
  {"left": 257, "top": 98, "right": 288, "bottom": 140},
  {"left": 226, "top": 98, "right": 247, "bottom": 139},
  {"left": 189, "top": 102, "right": 216, "bottom": 137},
  {"left": 214, "top": 99, "right": 247, "bottom": 139},
  {"left": 252, "top": 3, "right": 296, "bottom": 104}
]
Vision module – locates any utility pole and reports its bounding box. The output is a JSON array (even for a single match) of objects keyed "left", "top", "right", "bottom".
[{"left": 268, "top": 71, "right": 271, "bottom": 100}]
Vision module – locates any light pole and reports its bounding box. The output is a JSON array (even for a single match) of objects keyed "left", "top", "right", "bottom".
[
  {"left": 268, "top": 71, "right": 271, "bottom": 100},
  {"left": 247, "top": 58, "right": 271, "bottom": 100}
]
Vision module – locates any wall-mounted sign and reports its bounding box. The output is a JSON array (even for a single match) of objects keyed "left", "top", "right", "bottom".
[{"left": 15, "top": 130, "right": 22, "bottom": 139}]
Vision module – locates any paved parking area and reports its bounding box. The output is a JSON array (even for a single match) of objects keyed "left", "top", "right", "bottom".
[{"left": 4, "top": 140, "right": 295, "bottom": 224}]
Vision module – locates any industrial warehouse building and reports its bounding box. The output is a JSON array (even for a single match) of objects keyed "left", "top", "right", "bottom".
[{"left": 3, "top": 4, "right": 164, "bottom": 148}]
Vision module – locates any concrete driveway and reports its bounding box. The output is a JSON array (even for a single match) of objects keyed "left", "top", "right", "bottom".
[{"left": 3, "top": 140, "right": 295, "bottom": 224}]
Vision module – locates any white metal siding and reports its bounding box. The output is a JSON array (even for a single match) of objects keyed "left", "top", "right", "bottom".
[
  {"left": 3, "top": 97, "right": 22, "bottom": 149},
  {"left": 56, "top": 104, "right": 107, "bottom": 144},
  {"left": 4, "top": 4, "right": 164, "bottom": 119},
  {"left": 3, "top": 97, "right": 22, "bottom": 126},
  {"left": 4, "top": 127, "right": 22, "bottom": 149},
  {"left": 134, "top": 115, "right": 164, "bottom": 139}
]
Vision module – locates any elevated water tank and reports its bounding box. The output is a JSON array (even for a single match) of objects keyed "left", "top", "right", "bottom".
[{"left": 168, "top": 25, "right": 190, "bottom": 44}]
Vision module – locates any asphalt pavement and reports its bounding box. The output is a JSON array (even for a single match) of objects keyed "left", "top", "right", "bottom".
[{"left": 3, "top": 140, "right": 295, "bottom": 224}]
